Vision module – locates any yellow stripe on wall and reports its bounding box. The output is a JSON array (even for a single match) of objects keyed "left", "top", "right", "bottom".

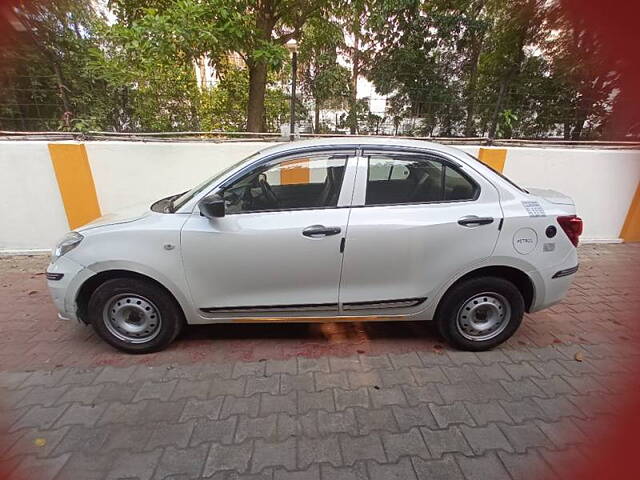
[
  {"left": 620, "top": 182, "right": 640, "bottom": 242},
  {"left": 280, "top": 158, "right": 310, "bottom": 185},
  {"left": 478, "top": 147, "right": 507, "bottom": 173},
  {"left": 48, "top": 143, "right": 101, "bottom": 229}
]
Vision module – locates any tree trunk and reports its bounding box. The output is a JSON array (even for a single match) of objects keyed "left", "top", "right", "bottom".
[
  {"left": 247, "top": 60, "right": 268, "bottom": 132},
  {"left": 464, "top": 2, "right": 486, "bottom": 137},
  {"left": 246, "top": 2, "right": 277, "bottom": 133},
  {"left": 349, "top": 29, "right": 360, "bottom": 135},
  {"left": 488, "top": 78, "right": 507, "bottom": 139},
  {"left": 464, "top": 41, "right": 483, "bottom": 136},
  {"left": 314, "top": 100, "right": 321, "bottom": 134},
  {"left": 570, "top": 113, "right": 586, "bottom": 140}
]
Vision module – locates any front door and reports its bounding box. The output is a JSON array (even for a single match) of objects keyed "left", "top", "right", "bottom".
[
  {"left": 181, "top": 150, "right": 355, "bottom": 314},
  {"left": 339, "top": 149, "right": 502, "bottom": 308}
]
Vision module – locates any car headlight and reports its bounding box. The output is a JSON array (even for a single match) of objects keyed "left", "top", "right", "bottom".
[{"left": 51, "top": 232, "right": 84, "bottom": 263}]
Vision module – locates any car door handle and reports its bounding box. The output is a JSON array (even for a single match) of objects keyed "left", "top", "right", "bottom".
[
  {"left": 458, "top": 216, "right": 494, "bottom": 227},
  {"left": 302, "top": 225, "right": 342, "bottom": 237}
]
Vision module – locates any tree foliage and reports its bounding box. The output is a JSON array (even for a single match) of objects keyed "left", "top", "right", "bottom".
[{"left": 0, "top": 0, "right": 630, "bottom": 139}]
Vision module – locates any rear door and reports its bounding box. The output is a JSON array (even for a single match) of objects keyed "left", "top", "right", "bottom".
[{"left": 338, "top": 149, "right": 503, "bottom": 309}]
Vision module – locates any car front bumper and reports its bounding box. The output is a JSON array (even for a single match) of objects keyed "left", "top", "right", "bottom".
[{"left": 46, "top": 255, "right": 94, "bottom": 322}]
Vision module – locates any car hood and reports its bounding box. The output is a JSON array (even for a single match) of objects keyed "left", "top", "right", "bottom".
[{"left": 77, "top": 203, "right": 151, "bottom": 232}]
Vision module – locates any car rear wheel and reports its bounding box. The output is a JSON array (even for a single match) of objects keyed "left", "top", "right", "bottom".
[
  {"left": 436, "top": 276, "right": 524, "bottom": 351},
  {"left": 88, "top": 278, "right": 184, "bottom": 354}
]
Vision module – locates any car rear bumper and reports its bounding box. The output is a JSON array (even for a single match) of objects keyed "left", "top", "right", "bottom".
[{"left": 529, "top": 249, "right": 579, "bottom": 312}]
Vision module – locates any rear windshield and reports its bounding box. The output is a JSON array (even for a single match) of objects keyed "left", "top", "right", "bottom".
[{"left": 464, "top": 152, "right": 528, "bottom": 193}]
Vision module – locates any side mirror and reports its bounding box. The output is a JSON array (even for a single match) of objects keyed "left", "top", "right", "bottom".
[{"left": 199, "top": 194, "right": 225, "bottom": 218}]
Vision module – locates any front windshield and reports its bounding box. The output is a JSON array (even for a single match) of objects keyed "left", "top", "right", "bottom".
[{"left": 171, "top": 150, "right": 263, "bottom": 211}]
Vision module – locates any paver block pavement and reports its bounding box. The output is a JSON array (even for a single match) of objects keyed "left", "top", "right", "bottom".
[{"left": 1, "top": 244, "right": 639, "bottom": 479}]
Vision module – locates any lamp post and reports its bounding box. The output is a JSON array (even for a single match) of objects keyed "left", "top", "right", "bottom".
[{"left": 285, "top": 38, "right": 298, "bottom": 141}]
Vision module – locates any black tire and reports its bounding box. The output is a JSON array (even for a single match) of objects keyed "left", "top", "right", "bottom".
[
  {"left": 88, "top": 277, "right": 184, "bottom": 354},
  {"left": 435, "top": 276, "right": 524, "bottom": 351}
]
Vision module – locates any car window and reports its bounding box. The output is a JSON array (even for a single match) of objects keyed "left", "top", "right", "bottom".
[
  {"left": 222, "top": 154, "right": 348, "bottom": 214},
  {"left": 365, "top": 155, "right": 477, "bottom": 206}
]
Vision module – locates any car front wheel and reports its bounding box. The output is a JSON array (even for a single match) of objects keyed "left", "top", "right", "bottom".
[
  {"left": 88, "top": 277, "right": 184, "bottom": 354},
  {"left": 436, "top": 276, "right": 524, "bottom": 351}
]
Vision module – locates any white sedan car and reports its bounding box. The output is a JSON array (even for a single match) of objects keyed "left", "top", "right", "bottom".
[{"left": 46, "top": 138, "right": 582, "bottom": 353}]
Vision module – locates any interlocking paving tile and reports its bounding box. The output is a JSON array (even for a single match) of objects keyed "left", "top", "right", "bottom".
[
  {"left": 402, "top": 383, "right": 444, "bottom": 406},
  {"left": 171, "top": 378, "right": 211, "bottom": 400},
  {"left": 335, "top": 387, "right": 370, "bottom": 411},
  {"left": 464, "top": 403, "right": 511, "bottom": 428},
  {"left": 266, "top": 357, "right": 298, "bottom": 376},
  {"left": 10, "top": 404, "right": 69, "bottom": 432},
  {"left": 105, "top": 449, "right": 162, "bottom": 480},
  {"left": 315, "top": 371, "right": 349, "bottom": 391},
  {"left": 251, "top": 438, "right": 296, "bottom": 473},
  {"left": 460, "top": 424, "right": 513, "bottom": 455},
  {"left": 261, "top": 392, "right": 297, "bottom": 415},
  {"left": 320, "top": 462, "right": 368, "bottom": 480},
  {"left": 297, "top": 435, "right": 343, "bottom": 468},
  {"left": 456, "top": 452, "right": 511, "bottom": 480},
  {"left": 281, "top": 373, "right": 315, "bottom": 394},
  {"left": 347, "top": 370, "right": 382, "bottom": 389},
  {"left": 298, "top": 389, "right": 334, "bottom": 413},
  {"left": 204, "top": 441, "right": 253, "bottom": 476},
  {"left": 339, "top": 433, "right": 386, "bottom": 465},
  {"left": 318, "top": 409, "right": 358, "bottom": 436},
  {"left": 355, "top": 407, "right": 399, "bottom": 435},
  {"left": 4, "top": 426, "right": 70, "bottom": 458},
  {"left": 277, "top": 412, "right": 319, "bottom": 439},
  {"left": 499, "top": 423, "right": 550, "bottom": 453},
  {"left": 153, "top": 444, "right": 209, "bottom": 479},
  {"left": 146, "top": 419, "right": 195, "bottom": 450},
  {"left": 247, "top": 375, "right": 280, "bottom": 396},
  {"left": 379, "top": 367, "right": 416, "bottom": 387},
  {"left": 50, "top": 424, "right": 110, "bottom": 456},
  {"left": 381, "top": 428, "right": 430, "bottom": 462},
  {"left": 369, "top": 386, "right": 407, "bottom": 408},
  {"left": 53, "top": 402, "right": 108, "bottom": 428},
  {"left": 180, "top": 396, "right": 224, "bottom": 421},
  {"left": 190, "top": 416, "right": 238, "bottom": 446},
  {"left": 411, "top": 366, "right": 449, "bottom": 385},
  {"left": 419, "top": 426, "right": 472, "bottom": 459},
  {"left": 429, "top": 402, "right": 475, "bottom": 428},
  {"left": 13, "top": 453, "right": 71, "bottom": 480},
  {"left": 391, "top": 404, "right": 437, "bottom": 431},
  {"left": 236, "top": 414, "right": 278, "bottom": 442},
  {"left": 221, "top": 394, "right": 260, "bottom": 418},
  {"left": 367, "top": 457, "right": 418, "bottom": 480},
  {"left": 411, "top": 454, "right": 465, "bottom": 480}
]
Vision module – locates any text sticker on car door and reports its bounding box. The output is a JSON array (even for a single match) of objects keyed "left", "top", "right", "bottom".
[{"left": 522, "top": 201, "right": 546, "bottom": 217}]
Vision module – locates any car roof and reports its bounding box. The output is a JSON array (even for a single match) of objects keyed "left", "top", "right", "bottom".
[{"left": 257, "top": 137, "right": 469, "bottom": 159}]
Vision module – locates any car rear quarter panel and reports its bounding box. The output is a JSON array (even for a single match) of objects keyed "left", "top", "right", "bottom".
[{"left": 493, "top": 194, "right": 579, "bottom": 310}]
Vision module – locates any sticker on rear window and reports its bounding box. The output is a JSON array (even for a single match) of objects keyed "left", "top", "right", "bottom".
[{"left": 522, "top": 201, "right": 546, "bottom": 217}]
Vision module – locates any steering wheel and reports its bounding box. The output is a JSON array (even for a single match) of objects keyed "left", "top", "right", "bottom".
[{"left": 257, "top": 174, "right": 279, "bottom": 207}]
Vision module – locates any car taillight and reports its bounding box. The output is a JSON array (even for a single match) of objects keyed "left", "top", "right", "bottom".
[{"left": 557, "top": 215, "right": 583, "bottom": 247}]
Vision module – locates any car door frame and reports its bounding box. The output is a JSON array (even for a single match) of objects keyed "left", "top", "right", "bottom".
[
  {"left": 179, "top": 146, "right": 360, "bottom": 321},
  {"left": 336, "top": 145, "right": 503, "bottom": 317}
]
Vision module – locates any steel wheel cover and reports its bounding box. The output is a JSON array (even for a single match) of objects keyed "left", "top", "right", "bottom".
[
  {"left": 103, "top": 293, "right": 162, "bottom": 344},
  {"left": 455, "top": 292, "right": 511, "bottom": 341}
]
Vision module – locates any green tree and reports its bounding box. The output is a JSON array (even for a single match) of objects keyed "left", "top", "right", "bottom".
[
  {"left": 298, "top": 17, "right": 350, "bottom": 133},
  {"left": 0, "top": 0, "right": 114, "bottom": 130}
]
